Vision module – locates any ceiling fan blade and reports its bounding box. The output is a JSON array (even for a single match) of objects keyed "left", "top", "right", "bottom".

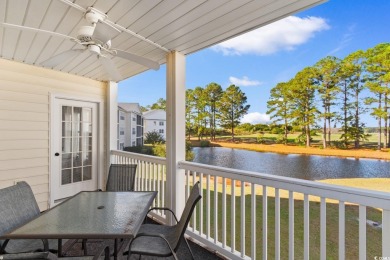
[
  {"left": 92, "top": 22, "right": 120, "bottom": 45},
  {"left": 0, "top": 23, "right": 80, "bottom": 43},
  {"left": 41, "top": 49, "right": 85, "bottom": 67},
  {"left": 99, "top": 57, "right": 122, "bottom": 82},
  {"left": 114, "top": 49, "right": 160, "bottom": 70}
]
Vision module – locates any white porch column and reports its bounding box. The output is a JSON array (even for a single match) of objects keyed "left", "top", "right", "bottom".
[
  {"left": 106, "top": 81, "right": 118, "bottom": 177},
  {"left": 166, "top": 51, "right": 186, "bottom": 223}
]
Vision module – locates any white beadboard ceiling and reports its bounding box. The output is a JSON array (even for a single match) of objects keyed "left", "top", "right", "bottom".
[{"left": 0, "top": 0, "right": 325, "bottom": 82}]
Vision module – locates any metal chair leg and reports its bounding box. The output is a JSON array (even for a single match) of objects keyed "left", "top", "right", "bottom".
[{"left": 184, "top": 237, "right": 195, "bottom": 260}]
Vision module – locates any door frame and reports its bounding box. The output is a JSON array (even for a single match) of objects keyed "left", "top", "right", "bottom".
[{"left": 49, "top": 93, "right": 104, "bottom": 207}]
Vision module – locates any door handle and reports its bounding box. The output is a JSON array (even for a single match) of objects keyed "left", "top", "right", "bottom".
[{"left": 54, "top": 153, "right": 60, "bottom": 156}]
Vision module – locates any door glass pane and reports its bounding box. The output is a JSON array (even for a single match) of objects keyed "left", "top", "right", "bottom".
[
  {"left": 73, "top": 137, "right": 82, "bottom": 152},
  {"left": 62, "top": 106, "right": 72, "bottom": 121},
  {"left": 73, "top": 152, "right": 82, "bottom": 167},
  {"left": 73, "top": 167, "right": 82, "bottom": 182},
  {"left": 62, "top": 153, "right": 72, "bottom": 168},
  {"left": 82, "top": 108, "right": 91, "bottom": 122},
  {"left": 73, "top": 107, "right": 82, "bottom": 123},
  {"left": 62, "top": 122, "right": 72, "bottom": 137},
  {"left": 62, "top": 138, "right": 72, "bottom": 153},
  {"left": 82, "top": 123, "right": 92, "bottom": 137},
  {"left": 83, "top": 151, "right": 92, "bottom": 166},
  {"left": 83, "top": 166, "right": 92, "bottom": 181},
  {"left": 61, "top": 105, "right": 93, "bottom": 186},
  {"left": 62, "top": 169, "right": 72, "bottom": 185}
]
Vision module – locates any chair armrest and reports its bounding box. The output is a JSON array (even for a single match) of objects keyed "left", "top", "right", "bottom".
[
  {"left": 91, "top": 244, "right": 110, "bottom": 260},
  {"left": 146, "top": 207, "right": 179, "bottom": 223}
]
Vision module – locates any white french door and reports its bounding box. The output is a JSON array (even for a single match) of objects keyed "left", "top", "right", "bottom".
[{"left": 51, "top": 98, "right": 98, "bottom": 205}]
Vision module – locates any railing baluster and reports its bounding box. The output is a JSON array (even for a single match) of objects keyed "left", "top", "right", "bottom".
[
  {"left": 251, "top": 183, "right": 256, "bottom": 260},
  {"left": 275, "top": 188, "right": 280, "bottom": 260},
  {"left": 289, "top": 191, "right": 294, "bottom": 260},
  {"left": 193, "top": 171, "right": 197, "bottom": 232},
  {"left": 304, "top": 194, "right": 309, "bottom": 260},
  {"left": 222, "top": 177, "right": 226, "bottom": 248},
  {"left": 157, "top": 164, "right": 160, "bottom": 209},
  {"left": 162, "top": 165, "right": 165, "bottom": 210},
  {"left": 206, "top": 174, "right": 210, "bottom": 239},
  {"left": 263, "top": 185, "right": 267, "bottom": 260},
  {"left": 339, "top": 201, "right": 345, "bottom": 260},
  {"left": 320, "top": 197, "right": 326, "bottom": 260},
  {"left": 231, "top": 179, "right": 236, "bottom": 253},
  {"left": 383, "top": 210, "right": 390, "bottom": 258},
  {"left": 214, "top": 175, "right": 218, "bottom": 244},
  {"left": 241, "top": 181, "right": 245, "bottom": 257},
  {"left": 199, "top": 173, "right": 204, "bottom": 235},
  {"left": 359, "top": 205, "right": 366, "bottom": 260}
]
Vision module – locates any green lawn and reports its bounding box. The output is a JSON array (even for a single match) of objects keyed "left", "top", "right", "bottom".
[{"left": 191, "top": 189, "right": 382, "bottom": 259}]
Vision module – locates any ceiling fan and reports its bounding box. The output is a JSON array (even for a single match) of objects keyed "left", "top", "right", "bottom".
[{"left": 1, "top": 6, "right": 160, "bottom": 81}]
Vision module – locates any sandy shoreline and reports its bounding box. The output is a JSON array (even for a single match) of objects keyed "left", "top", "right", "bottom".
[{"left": 205, "top": 141, "right": 390, "bottom": 161}]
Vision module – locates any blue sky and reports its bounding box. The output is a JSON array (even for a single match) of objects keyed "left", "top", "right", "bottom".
[{"left": 118, "top": 0, "right": 390, "bottom": 127}]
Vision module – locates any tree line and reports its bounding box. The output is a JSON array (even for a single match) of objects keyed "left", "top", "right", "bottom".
[
  {"left": 267, "top": 43, "right": 390, "bottom": 149},
  {"left": 141, "top": 85, "right": 250, "bottom": 141}
]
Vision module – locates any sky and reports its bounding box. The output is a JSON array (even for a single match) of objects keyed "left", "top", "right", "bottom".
[{"left": 118, "top": 0, "right": 390, "bottom": 127}]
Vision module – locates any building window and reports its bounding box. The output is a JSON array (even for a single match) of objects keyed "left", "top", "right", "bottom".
[
  {"left": 132, "top": 117, "right": 136, "bottom": 121},
  {"left": 120, "top": 131, "right": 124, "bottom": 135},
  {"left": 154, "top": 121, "right": 156, "bottom": 125},
  {"left": 119, "top": 143, "right": 124, "bottom": 150},
  {"left": 120, "top": 115, "right": 125, "bottom": 120},
  {"left": 159, "top": 121, "right": 164, "bottom": 126},
  {"left": 159, "top": 129, "right": 164, "bottom": 134},
  {"left": 132, "top": 128, "right": 136, "bottom": 134},
  {"left": 132, "top": 141, "right": 136, "bottom": 146}
]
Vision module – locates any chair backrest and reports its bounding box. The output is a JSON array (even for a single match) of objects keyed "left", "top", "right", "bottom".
[
  {"left": 0, "top": 182, "right": 40, "bottom": 236},
  {"left": 105, "top": 164, "right": 137, "bottom": 191},
  {"left": 171, "top": 182, "right": 202, "bottom": 251}
]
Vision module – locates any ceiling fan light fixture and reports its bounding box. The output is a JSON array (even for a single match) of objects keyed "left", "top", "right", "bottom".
[{"left": 88, "top": 44, "right": 101, "bottom": 55}]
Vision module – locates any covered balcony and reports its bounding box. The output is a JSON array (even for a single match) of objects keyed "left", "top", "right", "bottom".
[{"left": 0, "top": 0, "right": 389, "bottom": 259}]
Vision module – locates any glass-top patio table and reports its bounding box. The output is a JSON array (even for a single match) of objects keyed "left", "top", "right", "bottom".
[{"left": 0, "top": 191, "right": 157, "bottom": 258}]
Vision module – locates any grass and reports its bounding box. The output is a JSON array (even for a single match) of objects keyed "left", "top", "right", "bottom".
[{"left": 190, "top": 188, "right": 382, "bottom": 259}]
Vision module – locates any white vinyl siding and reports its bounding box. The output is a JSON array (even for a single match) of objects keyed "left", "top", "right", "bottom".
[{"left": 0, "top": 59, "right": 106, "bottom": 211}]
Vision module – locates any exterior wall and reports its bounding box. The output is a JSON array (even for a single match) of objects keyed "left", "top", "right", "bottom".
[
  {"left": 0, "top": 59, "right": 107, "bottom": 211},
  {"left": 117, "top": 104, "right": 143, "bottom": 149},
  {"left": 143, "top": 110, "right": 166, "bottom": 140},
  {"left": 118, "top": 109, "right": 126, "bottom": 150}
]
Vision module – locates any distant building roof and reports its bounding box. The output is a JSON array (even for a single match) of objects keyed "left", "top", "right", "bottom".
[
  {"left": 118, "top": 103, "right": 142, "bottom": 114},
  {"left": 143, "top": 109, "right": 166, "bottom": 120}
]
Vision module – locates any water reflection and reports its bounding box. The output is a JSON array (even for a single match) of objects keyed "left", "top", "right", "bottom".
[{"left": 193, "top": 147, "right": 390, "bottom": 180}]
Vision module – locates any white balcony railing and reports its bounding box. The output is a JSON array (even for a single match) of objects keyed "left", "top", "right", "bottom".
[{"left": 111, "top": 150, "right": 390, "bottom": 260}]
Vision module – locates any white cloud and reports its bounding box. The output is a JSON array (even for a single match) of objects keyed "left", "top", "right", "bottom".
[
  {"left": 212, "top": 16, "right": 330, "bottom": 56},
  {"left": 241, "top": 112, "right": 271, "bottom": 124},
  {"left": 229, "top": 76, "right": 261, "bottom": 86}
]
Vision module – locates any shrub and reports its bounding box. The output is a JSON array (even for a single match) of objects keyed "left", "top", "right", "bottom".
[
  {"left": 200, "top": 140, "right": 210, "bottom": 147},
  {"left": 275, "top": 134, "right": 287, "bottom": 144},
  {"left": 144, "top": 130, "right": 165, "bottom": 145}
]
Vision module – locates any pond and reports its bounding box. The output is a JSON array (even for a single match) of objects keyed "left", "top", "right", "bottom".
[{"left": 192, "top": 147, "right": 390, "bottom": 180}]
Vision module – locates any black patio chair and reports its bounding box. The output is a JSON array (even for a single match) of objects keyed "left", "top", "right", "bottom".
[
  {"left": 82, "top": 164, "right": 138, "bottom": 256},
  {"left": 106, "top": 164, "right": 137, "bottom": 191},
  {"left": 127, "top": 181, "right": 202, "bottom": 260},
  {"left": 0, "top": 182, "right": 61, "bottom": 254}
]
